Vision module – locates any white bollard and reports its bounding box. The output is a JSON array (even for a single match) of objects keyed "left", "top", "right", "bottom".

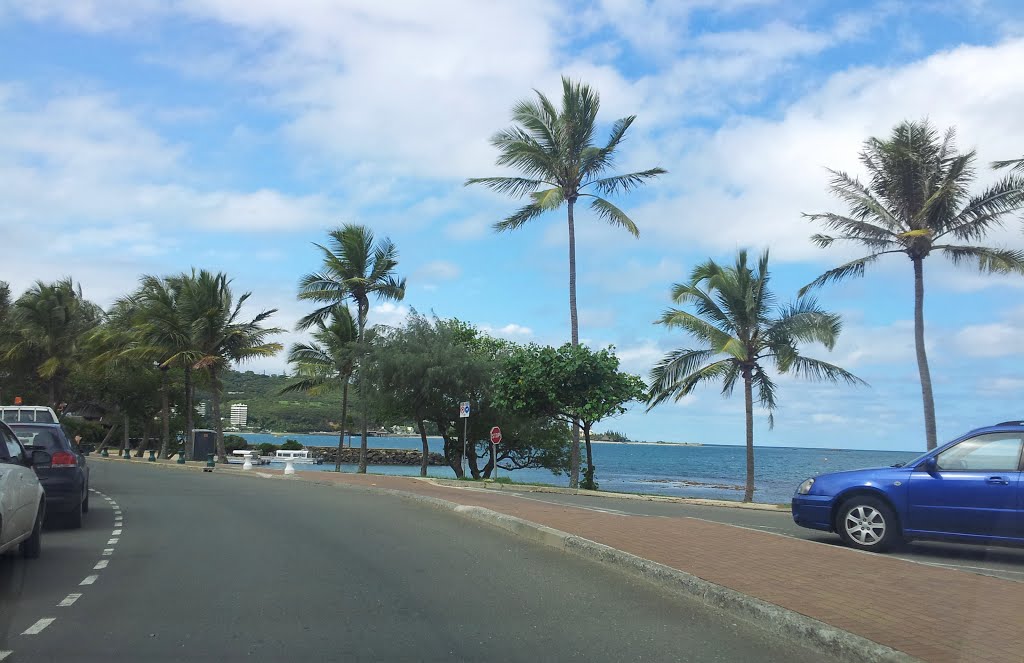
[
  {"left": 242, "top": 457, "right": 253, "bottom": 471},
  {"left": 284, "top": 459, "right": 295, "bottom": 475}
]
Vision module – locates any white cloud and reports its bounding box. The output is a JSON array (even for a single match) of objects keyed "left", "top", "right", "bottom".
[
  {"left": 369, "top": 302, "right": 411, "bottom": 328},
  {"left": 479, "top": 323, "right": 534, "bottom": 339},
  {"left": 954, "top": 323, "right": 1024, "bottom": 357},
  {"left": 416, "top": 260, "right": 461, "bottom": 282},
  {"left": 638, "top": 38, "right": 1024, "bottom": 265}
]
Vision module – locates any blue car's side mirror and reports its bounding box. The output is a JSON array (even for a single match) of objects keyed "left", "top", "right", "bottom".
[{"left": 920, "top": 456, "right": 937, "bottom": 473}]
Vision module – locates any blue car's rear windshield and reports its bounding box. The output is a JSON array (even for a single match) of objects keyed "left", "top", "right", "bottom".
[{"left": 9, "top": 425, "right": 67, "bottom": 452}]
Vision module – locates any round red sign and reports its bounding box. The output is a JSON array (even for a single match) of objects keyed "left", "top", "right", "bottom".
[{"left": 489, "top": 426, "right": 502, "bottom": 444}]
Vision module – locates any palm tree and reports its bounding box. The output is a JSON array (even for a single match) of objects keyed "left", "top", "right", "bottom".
[
  {"left": 648, "top": 250, "right": 863, "bottom": 502},
  {"left": 803, "top": 120, "right": 1024, "bottom": 450},
  {"left": 133, "top": 275, "right": 195, "bottom": 459},
  {"left": 467, "top": 76, "right": 665, "bottom": 487},
  {"left": 297, "top": 224, "right": 406, "bottom": 473},
  {"left": 4, "top": 278, "right": 101, "bottom": 407},
  {"left": 179, "top": 270, "right": 283, "bottom": 463},
  {"left": 282, "top": 305, "right": 359, "bottom": 472}
]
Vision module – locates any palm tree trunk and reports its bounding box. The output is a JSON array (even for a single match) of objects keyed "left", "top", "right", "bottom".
[
  {"left": 136, "top": 419, "right": 151, "bottom": 457},
  {"left": 356, "top": 310, "right": 369, "bottom": 474},
  {"left": 184, "top": 366, "right": 194, "bottom": 461},
  {"left": 122, "top": 413, "right": 130, "bottom": 457},
  {"left": 417, "top": 419, "right": 430, "bottom": 477},
  {"left": 567, "top": 197, "right": 581, "bottom": 489},
  {"left": 335, "top": 380, "right": 349, "bottom": 472},
  {"left": 913, "top": 257, "right": 938, "bottom": 450},
  {"left": 159, "top": 368, "right": 170, "bottom": 459},
  {"left": 743, "top": 371, "right": 755, "bottom": 503},
  {"left": 98, "top": 420, "right": 118, "bottom": 452},
  {"left": 210, "top": 366, "right": 226, "bottom": 463},
  {"left": 359, "top": 409, "right": 369, "bottom": 473}
]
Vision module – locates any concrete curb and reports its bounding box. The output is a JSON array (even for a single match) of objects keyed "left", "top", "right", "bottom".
[
  {"left": 420, "top": 477, "right": 790, "bottom": 511},
  {"left": 95, "top": 457, "right": 914, "bottom": 661}
]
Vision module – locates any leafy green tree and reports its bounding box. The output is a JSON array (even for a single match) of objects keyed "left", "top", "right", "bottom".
[
  {"left": 297, "top": 224, "right": 406, "bottom": 473},
  {"left": 3, "top": 278, "right": 102, "bottom": 406},
  {"left": 368, "top": 312, "right": 490, "bottom": 477},
  {"left": 803, "top": 120, "right": 1024, "bottom": 450},
  {"left": 280, "top": 439, "right": 303, "bottom": 450},
  {"left": 491, "top": 343, "right": 643, "bottom": 488},
  {"left": 649, "top": 250, "right": 864, "bottom": 502},
  {"left": 282, "top": 305, "right": 359, "bottom": 471},
  {"left": 467, "top": 76, "right": 665, "bottom": 487},
  {"left": 179, "top": 270, "right": 283, "bottom": 463}
]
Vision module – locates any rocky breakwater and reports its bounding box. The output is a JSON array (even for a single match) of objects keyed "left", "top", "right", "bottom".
[{"left": 308, "top": 447, "right": 446, "bottom": 466}]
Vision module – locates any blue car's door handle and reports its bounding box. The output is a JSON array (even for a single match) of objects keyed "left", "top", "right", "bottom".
[{"left": 985, "top": 476, "right": 1010, "bottom": 485}]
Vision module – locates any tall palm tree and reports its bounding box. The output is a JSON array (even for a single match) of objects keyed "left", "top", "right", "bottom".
[
  {"left": 467, "top": 76, "right": 665, "bottom": 487},
  {"left": 4, "top": 278, "right": 101, "bottom": 407},
  {"left": 648, "top": 250, "right": 863, "bottom": 502},
  {"left": 803, "top": 120, "right": 1024, "bottom": 450},
  {"left": 180, "top": 270, "right": 283, "bottom": 463},
  {"left": 133, "top": 275, "right": 195, "bottom": 459},
  {"left": 282, "top": 305, "right": 358, "bottom": 472},
  {"left": 297, "top": 224, "right": 406, "bottom": 473}
]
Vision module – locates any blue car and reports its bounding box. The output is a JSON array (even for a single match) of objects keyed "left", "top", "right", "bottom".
[{"left": 792, "top": 421, "right": 1023, "bottom": 551}]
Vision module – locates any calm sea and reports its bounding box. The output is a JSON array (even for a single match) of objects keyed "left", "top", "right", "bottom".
[{"left": 240, "top": 433, "right": 921, "bottom": 504}]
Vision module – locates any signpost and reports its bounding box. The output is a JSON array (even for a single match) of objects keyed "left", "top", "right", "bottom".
[
  {"left": 489, "top": 426, "right": 502, "bottom": 480},
  {"left": 459, "top": 401, "right": 470, "bottom": 478}
]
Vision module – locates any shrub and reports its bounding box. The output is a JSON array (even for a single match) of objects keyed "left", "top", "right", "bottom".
[
  {"left": 280, "top": 439, "right": 303, "bottom": 450},
  {"left": 223, "top": 434, "right": 247, "bottom": 452},
  {"left": 256, "top": 442, "right": 278, "bottom": 455}
]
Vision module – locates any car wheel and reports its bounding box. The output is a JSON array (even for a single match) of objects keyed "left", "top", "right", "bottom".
[
  {"left": 837, "top": 496, "right": 899, "bottom": 552},
  {"left": 22, "top": 501, "right": 44, "bottom": 559},
  {"left": 82, "top": 489, "right": 90, "bottom": 514},
  {"left": 65, "top": 500, "right": 84, "bottom": 529}
]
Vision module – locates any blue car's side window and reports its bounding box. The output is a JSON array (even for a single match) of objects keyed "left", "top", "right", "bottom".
[{"left": 935, "top": 434, "right": 1023, "bottom": 472}]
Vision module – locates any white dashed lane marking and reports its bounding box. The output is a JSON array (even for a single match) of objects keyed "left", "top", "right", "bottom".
[
  {"left": 0, "top": 650, "right": 12, "bottom": 660},
  {"left": 112, "top": 529, "right": 122, "bottom": 535},
  {"left": 80, "top": 575, "right": 98, "bottom": 586},
  {"left": 58, "top": 594, "right": 82, "bottom": 607},
  {"left": 22, "top": 618, "right": 55, "bottom": 635},
  {"left": 103, "top": 548, "right": 114, "bottom": 556},
  {"left": 107, "top": 538, "right": 119, "bottom": 545},
  {"left": 94, "top": 560, "right": 108, "bottom": 570}
]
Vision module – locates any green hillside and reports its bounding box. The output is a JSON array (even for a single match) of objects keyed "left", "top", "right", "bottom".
[{"left": 218, "top": 370, "right": 344, "bottom": 433}]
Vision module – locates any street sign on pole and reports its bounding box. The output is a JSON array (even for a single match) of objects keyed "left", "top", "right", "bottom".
[
  {"left": 490, "top": 427, "right": 501, "bottom": 480},
  {"left": 460, "top": 401, "right": 470, "bottom": 479}
]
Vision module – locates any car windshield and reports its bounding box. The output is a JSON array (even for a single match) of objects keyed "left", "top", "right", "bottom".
[{"left": 9, "top": 425, "right": 66, "bottom": 453}]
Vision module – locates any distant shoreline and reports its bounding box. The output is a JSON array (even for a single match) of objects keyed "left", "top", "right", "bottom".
[{"left": 243, "top": 432, "right": 701, "bottom": 447}]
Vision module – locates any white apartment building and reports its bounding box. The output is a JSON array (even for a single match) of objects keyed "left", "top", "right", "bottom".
[{"left": 229, "top": 403, "right": 248, "bottom": 428}]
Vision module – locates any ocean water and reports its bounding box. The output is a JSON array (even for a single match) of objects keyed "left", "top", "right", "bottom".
[{"left": 241, "top": 433, "right": 921, "bottom": 504}]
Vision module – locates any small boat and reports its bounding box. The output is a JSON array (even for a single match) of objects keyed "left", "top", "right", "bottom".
[
  {"left": 262, "top": 449, "right": 324, "bottom": 465},
  {"left": 227, "top": 450, "right": 271, "bottom": 465}
]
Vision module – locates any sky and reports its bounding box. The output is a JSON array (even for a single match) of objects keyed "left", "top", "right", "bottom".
[{"left": 1, "top": 0, "right": 1023, "bottom": 451}]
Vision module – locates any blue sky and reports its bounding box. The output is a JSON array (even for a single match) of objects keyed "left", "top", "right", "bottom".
[{"left": 2, "top": 1, "right": 1023, "bottom": 451}]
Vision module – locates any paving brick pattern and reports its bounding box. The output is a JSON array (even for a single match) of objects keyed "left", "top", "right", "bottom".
[{"left": 296, "top": 470, "right": 1023, "bottom": 663}]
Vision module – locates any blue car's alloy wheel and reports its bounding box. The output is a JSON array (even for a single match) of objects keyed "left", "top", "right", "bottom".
[{"left": 837, "top": 497, "right": 899, "bottom": 552}]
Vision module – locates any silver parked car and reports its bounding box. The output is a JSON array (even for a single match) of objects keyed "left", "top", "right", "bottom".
[{"left": 0, "top": 421, "right": 49, "bottom": 558}]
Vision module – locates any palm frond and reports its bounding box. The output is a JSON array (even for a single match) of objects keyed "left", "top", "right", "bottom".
[
  {"left": 992, "top": 157, "right": 1024, "bottom": 173},
  {"left": 585, "top": 195, "right": 640, "bottom": 237},
  {"left": 786, "top": 356, "right": 867, "bottom": 386},
  {"left": 494, "top": 201, "right": 546, "bottom": 232},
  {"left": 934, "top": 245, "right": 1024, "bottom": 274},
  {"left": 589, "top": 168, "right": 667, "bottom": 196},
  {"left": 657, "top": 308, "right": 744, "bottom": 358},
  {"left": 799, "top": 252, "right": 902, "bottom": 296},
  {"left": 934, "top": 174, "right": 1024, "bottom": 242},
  {"left": 647, "top": 356, "right": 733, "bottom": 409},
  {"left": 463, "top": 176, "right": 549, "bottom": 197}
]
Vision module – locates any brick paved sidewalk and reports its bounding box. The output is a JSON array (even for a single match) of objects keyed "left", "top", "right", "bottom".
[{"left": 294, "top": 470, "right": 1021, "bottom": 663}]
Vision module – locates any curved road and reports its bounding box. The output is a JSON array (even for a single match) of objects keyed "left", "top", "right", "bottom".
[{"left": 1, "top": 462, "right": 833, "bottom": 662}]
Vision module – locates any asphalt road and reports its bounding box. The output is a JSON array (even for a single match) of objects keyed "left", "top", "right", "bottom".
[
  {"left": 0, "top": 462, "right": 834, "bottom": 663},
  {"left": 479, "top": 488, "right": 1024, "bottom": 582}
]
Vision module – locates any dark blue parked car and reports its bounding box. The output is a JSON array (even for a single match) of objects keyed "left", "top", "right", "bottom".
[{"left": 792, "top": 421, "right": 1023, "bottom": 551}]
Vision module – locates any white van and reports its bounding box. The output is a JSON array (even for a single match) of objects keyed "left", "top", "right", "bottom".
[{"left": 0, "top": 406, "right": 59, "bottom": 424}]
